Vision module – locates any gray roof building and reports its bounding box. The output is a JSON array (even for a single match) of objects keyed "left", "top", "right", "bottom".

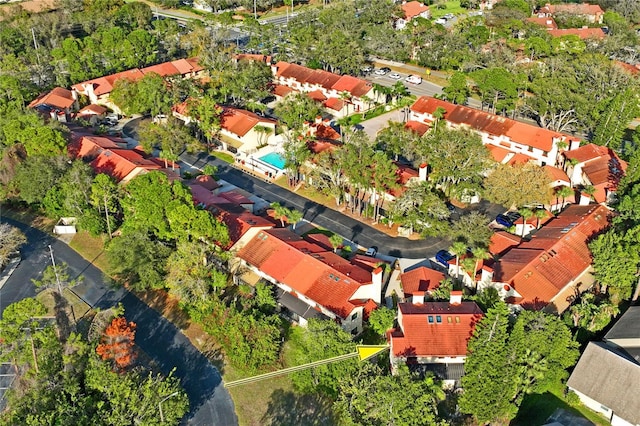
[{"left": 567, "top": 342, "right": 640, "bottom": 425}]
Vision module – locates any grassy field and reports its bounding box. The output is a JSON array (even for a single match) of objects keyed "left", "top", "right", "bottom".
[
  {"left": 69, "top": 231, "right": 110, "bottom": 272},
  {"left": 514, "top": 383, "right": 609, "bottom": 426},
  {"left": 212, "top": 151, "right": 234, "bottom": 164},
  {"left": 430, "top": 1, "right": 467, "bottom": 19}
]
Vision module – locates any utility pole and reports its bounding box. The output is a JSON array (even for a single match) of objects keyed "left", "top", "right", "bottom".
[
  {"left": 253, "top": 0, "right": 257, "bottom": 20},
  {"left": 48, "top": 245, "right": 63, "bottom": 295},
  {"left": 159, "top": 391, "right": 179, "bottom": 423}
]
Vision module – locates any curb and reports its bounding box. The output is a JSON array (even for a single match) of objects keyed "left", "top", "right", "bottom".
[{"left": 0, "top": 257, "right": 21, "bottom": 291}]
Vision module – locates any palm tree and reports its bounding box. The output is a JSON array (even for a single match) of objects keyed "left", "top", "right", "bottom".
[
  {"left": 534, "top": 209, "right": 547, "bottom": 229},
  {"left": 582, "top": 184, "right": 595, "bottom": 202},
  {"left": 287, "top": 208, "right": 303, "bottom": 230},
  {"left": 432, "top": 106, "right": 447, "bottom": 133},
  {"left": 450, "top": 241, "right": 468, "bottom": 280},
  {"left": 471, "top": 247, "right": 491, "bottom": 294},
  {"left": 254, "top": 125, "right": 273, "bottom": 147},
  {"left": 270, "top": 202, "right": 289, "bottom": 227},
  {"left": 556, "top": 186, "right": 573, "bottom": 209},
  {"left": 518, "top": 208, "right": 533, "bottom": 238},
  {"left": 329, "top": 234, "right": 343, "bottom": 253}
]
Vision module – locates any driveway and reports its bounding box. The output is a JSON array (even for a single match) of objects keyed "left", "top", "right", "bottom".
[
  {"left": 179, "top": 152, "right": 502, "bottom": 259},
  {"left": 358, "top": 109, "right": 408, "bottom": 140},
  {"left": 0, "top": 218, "right": 237, "bottom": 426}
]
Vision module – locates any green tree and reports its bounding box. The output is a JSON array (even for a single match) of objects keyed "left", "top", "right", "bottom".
[
  {"left": 11, "top": 156, "right": 68, "bottom": 205},
  {"left": 90, "top": 173, "right": 121, "bottom": 238},
  {"left": 1, "top": 111, "right": 68, "bottom": 157},
  {"left": 422, "top": 128, "right": 490, "bottom": 199},
  {"left": 274, "top": 93, "right": 323, "bottom": 130},
  {"left": 389, "top": 181, "right": 450, "bottom": 236},
  {"left": 450, "top": 241, "right": 468, "bottom": 280},
  {"left": 289, "top": 319, "right": 358, "bottom": 398},
  {"left": 334, "top": 363, "right": 446, "bottom": 426},
  {"left": 110, "top": 72, "right": 175, "bottom": 117},
  {"left": 459, "top": 303, "right": 518, "bottom": 424},
  {"left": 589, "top": 229, "right": 639, "bottom": 304},
  {"left": 443, "top": 72, "right": 469, "bottom": 105},
  {"left": 592, "top": 88, "right": 639, "bottom": 151},
  {"left": 106, "top": 231, "right": 171, "bottom": 291},
  {"left": 368, "top": 307, "right": 396, "bottom": 336},
  {"left": 485, "top": 163, "right": 552, "bottom": 209},
  {"left": 0, "top": 223, "right": 26, "bottom": 269},
  {"left": 450, "top": 212, "right": 493, "bottom": 250},
  {"left": 471, "top": 67, "right": 520, "bottom": 114}
]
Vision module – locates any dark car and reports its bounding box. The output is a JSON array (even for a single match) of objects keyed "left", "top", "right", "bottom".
[
  {"left": 505, "top": 211, "right": 521, "bottom": 223},
  {"left": 496, "top": 214, "right": 513, "bottom": 227},
  {"left": 446, "top": 203, "right": 456, "bottom": 213},
  {"left": 435, "top": 250, "right": 455, "bottom": 267}
]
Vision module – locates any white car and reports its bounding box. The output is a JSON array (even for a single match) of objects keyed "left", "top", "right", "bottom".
[
  {"left": 389, "top": 72, "right": 401, "bottom": 79},
  {"left": 405, "top": 75, "right": 422, "bottom": 84},
  {"left": 434, "top": 18, "right": 446, "bottom": 25},
  {"left": 374, "top": 67, "right": 391, "bottom": 75}
]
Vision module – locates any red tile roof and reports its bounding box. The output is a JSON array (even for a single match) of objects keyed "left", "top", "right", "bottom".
[
  {"left": 543, "top": 165, "right": 570, "bottom": 184},
  {"left": 189, "top": 184, "right": 229, "bottom": 208},
  {"left": 390, "top": 302, "right": 483, "bottom": 358},
  {"left": 489, "top": 231, "right": 521, "bottom": 257},
  {"left": 400, "top": 267, "right": 445, "bottom": 295},
  {"left": 615, "top": 61, "right": 640, "bottom": 76},
  {"left": 526, "top": 16, "right": 558, "bottom": 29},
  {"left": 219, "top": 190, "right": 254, "bottom": 205},
  {"left": 90, "top": 149, "right": 161, "bottom": 182},
  {"left": 548, "top": 28, "right": 605, "bottom": 40},
  {"left": 543, "top": 3, "right": 603, "bottom": 16},
  {"left": 564, "top": 143, "right": 612, "bottom": 164},
  {"left": 405, "top": 120, "right": 430, "bottom": 136},
  {"left": 401, "top": 1, "right": 429, "bottom": 19},
  {"left": 69, "top": 134, "right": 126, "bottom": 160},
  {"left": 324, "top": 97, "right": 344, "bottom": 111},
  {"left": 170, "top": 58, "right": 203, "bottom": 74},
  {"left": 77, "top": 104, "right": 107, "bottom": 115},
  {"left": 273, "top": 84, "right": 294, "bottom": 97},
  {"left": 307, "top": 90, "right": 327, "bottom": 102},
  {"left": 493, "top": 204, "right": 610, "bottom": 309},
  {"left": 411, "top": 96, "right": 573, "bottom": 152},
  {"left": 487, "top": 144, "right": 511, "bottom": 163},
  {"left": 28, "top": 87, "right": 75, "bottom": 110},
  {"left": 141, "top": 62, "right": 181, "bottom": 77},
  {"left": 332, "top": 75, "right": 372, "bottom": 98},
  {"left": 237, "top": 229, "right": 374, "bottom": 319},
  {"left": 76, "top": 69, "right": 146, "bottom": 96},
  {"left": 564, "top": 144, "right": 627, "bottom": 194},
  {"left": 220, "top": 107, "right": 276, "bottom": 137},
  {"left": 192, "top": 175, "right": 220, "bottom": 191}
]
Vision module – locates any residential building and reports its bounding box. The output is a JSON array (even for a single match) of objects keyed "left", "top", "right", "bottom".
[
  {"left": 538, "top": 3, "right": 604, "bottom": 24},
  {"left": 396, "top": 1, "right": 430, "bottom": 30},
  {"left": 561, "top": 144, "right": 627, "bottom": 204},
  {"left": 172, "top": 103, "right": 278, "bottom": 154},
  {"left": 486, "top": 204, "right": 610, "bottom": 313},
  {"left": 68, "top": 134, "right": 128, "bottom": 161},
  {"left": 526, "top": 16, "right": 558, "bottom": 30},
  {"left": 548, "top": 27, "right": 606, "bottom": 40},
  {"left": 72, "top": 58, "right": 203, "bottom": 111},
  {"left": 236, "top": 228, "right": 383, "bottom": 334},
  {"left": 28, "top": 87, "right": 78, "bottom": 121},
  {"left": 567, "top": 342, "right": 640, "bottom": 426},
  {"left": 604, "top": 306, "right": 640, "bottom": 362},
  {"left": 271, "top": 62, "right": 376, "bottom": 118},
  {"left": 409, "top": 96, "right": 580, "bottom": 167},
  {"left": 388, "top": 292, "right": 484, "bottom": 387},
  {"left": 399, "top": 266, "right": 445, "bottom": 303}
]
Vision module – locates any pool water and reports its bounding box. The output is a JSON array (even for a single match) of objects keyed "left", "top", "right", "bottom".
[{"left": 259, "top": 152, "right": 286, "bottom": 170}]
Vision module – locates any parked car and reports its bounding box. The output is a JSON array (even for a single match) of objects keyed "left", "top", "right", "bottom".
[
  {"left": 374, "top": 67, "right": 391, "bottom": 75},
  {"left": 505, "top": 211, "right": 522, "bottom": 223},
  {"left": 446, "top": 203, "right": 456, "bottom": 213},
  {"left": 389, "top": 72, "right": 401, "bottom": 79},
  {"left": 365, "top": 246, "right": 378, "bottom": 257},
  {"left": 435, "top": 250, "right": 455, "bottom": 267},
  {"left": 434, "top": 18, "right": 447, "bottom": 25},
  {"left": 362, "top": 65, "right": 373, "bottom": 73},
  {"left": 405, "top": 74, "right": 422, "bottom": 84},
  {"left": 444, "top": 13, "right": 455, "bottom": 19},
  {"left": 495, "top": 214, "right": 514, "bottom": 227}
]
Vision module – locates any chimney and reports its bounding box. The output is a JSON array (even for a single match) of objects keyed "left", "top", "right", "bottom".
[
  {"left": 546, "top": 19, "right": 552, "bottom": 25},
  {"left": 371, "top": 267, "right": 383, "bottom": 304},
  {"left": 315, "top": 115, "right": 322, "bottom": 124},
  {"left": 450, "top": 290, "right": 462, "bottom": 306},
  {"left": 419, "top": 163, "right": 428, "bottom": 181}
]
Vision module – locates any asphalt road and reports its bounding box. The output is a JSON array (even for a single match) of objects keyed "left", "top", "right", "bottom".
[
  {"left": 179, "top": 152, "right": 504, "bottom": 259},
  {"left": 0, "top": 217, "right": 237, "bottom": 426}
]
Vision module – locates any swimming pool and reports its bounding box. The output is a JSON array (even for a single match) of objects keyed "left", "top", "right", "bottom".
[{"left": 258, "top": 152, "right": 286, "bottom": 170}]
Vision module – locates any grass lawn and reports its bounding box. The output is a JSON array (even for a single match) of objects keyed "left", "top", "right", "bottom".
[
  {"left": 212, "top": 151, "right": 234, "bottom": 164},
  {"left": 513, "top": 383, "right": 609, "bottom": 426},
  {"left": 430, "top": 1, "right": 467, "bottom": 19},
  {"left": 69, "top": 231, "right": 110, "bottom": 272}
]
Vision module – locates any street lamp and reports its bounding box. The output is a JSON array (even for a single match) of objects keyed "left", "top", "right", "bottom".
[{"left": 159, "top": 391, "right": 179, "bottom": 423}]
